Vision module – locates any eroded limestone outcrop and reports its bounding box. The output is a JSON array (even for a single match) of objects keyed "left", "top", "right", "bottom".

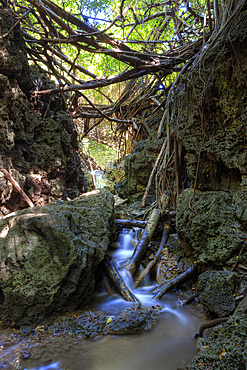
[
  {"left": 186, "top": 315, "right": 247, "bottom": 370},
  {"left": 0, "top": 189, "right": 114, "bottom": 326},
  {"left": 176, "top": 188, "right": 247, "bottom": 266},
  {"left": 0, "top": 10, "right": 86, "bottom": 217},
  {"left": 170, "top": 10, "right": 247, "bottom": 271},
  {"left": 196, "top": 270, "right": 237, "bottom": 317}
]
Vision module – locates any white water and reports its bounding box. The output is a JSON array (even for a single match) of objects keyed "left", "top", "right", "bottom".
[
  {"left": 90, "top": 170, "right": 108, "bottom": 189},
  {"left": 16, "top": 228, "right": 206, "bottom": 370}
]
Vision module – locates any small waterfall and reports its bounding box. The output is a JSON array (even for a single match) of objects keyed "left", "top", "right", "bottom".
[
  {"left": 110, "top": 227, "right": 157, "bottom": 306},
  {"left": 90, "top": 170, "right": 108, "bottom": 189}
]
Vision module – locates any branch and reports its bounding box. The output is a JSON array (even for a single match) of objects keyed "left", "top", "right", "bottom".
[
  {"left": 80, "top": 92, "right": 134, "bottom": 124},
  {"left": 0, "top": 8, "right": 32, "bottom": 39},
  {"left": 0, "top": 169, "right": 34, "bottom": 208}
]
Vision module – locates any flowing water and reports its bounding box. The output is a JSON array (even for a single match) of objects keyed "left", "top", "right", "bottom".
[
  {"left": 0, "top": 228, "right": 207, "bottom": 370},
  {"left": 90, "top": 171, "right": 108, "bottom": 189}
]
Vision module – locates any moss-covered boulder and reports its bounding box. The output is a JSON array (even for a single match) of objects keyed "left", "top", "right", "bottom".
[
  {"left": 196, "top": 270, "right": 237, "bottom": 317},
  {"left": 176, "top": 188, "right": 247, "bottom": 266},
  {"left": 0, "top": 189, "right": 114, "bottom": 326},
  {"left": 186, "top": 315, "right": 247, "bottom": 369}
]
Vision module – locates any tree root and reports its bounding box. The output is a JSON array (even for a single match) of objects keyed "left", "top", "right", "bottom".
[
  {"left": 198, "top": 317, "right": 228, "bottom": 337},
  {"left": 152, "top": 263, "right": 197, "bottom": 300}
]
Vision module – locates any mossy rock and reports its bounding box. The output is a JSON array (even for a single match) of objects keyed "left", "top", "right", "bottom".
[
  {"left": 176, "top": 188, "right": 247, "bottom": 266},
  {"left": 196, "top": 270, "right": 237, "bottom": 317},
  {"left": 0, "top": 189, "right": 114, "bottom": 326},
  {"left": 186, "top": 315, "right": 247, "bottom": 369}
]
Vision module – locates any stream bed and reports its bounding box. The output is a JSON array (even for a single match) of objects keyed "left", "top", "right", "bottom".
[
  {"left": 0, "top": 227, "right": 207, "bottom": 370},
  {"left": 0, "top": 292, "right": 206, "bottom": 370}
]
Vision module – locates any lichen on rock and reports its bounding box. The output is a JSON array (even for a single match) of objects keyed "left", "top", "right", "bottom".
[
  {"left": 196, "top": 270, "right": 237, "bottom": 317},
  {"left": 176, "top": 188, "right": 247, "bottom": 266},
  {"left": 0, "top": 189, "right": 115, "bottom": 326}
]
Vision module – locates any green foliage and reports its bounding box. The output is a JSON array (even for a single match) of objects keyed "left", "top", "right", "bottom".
[{"left": 81, "top": 138, "right": 119, "bottom": 168}]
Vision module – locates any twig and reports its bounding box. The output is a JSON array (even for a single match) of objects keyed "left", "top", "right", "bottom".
[{"left": 231, "top": 243, "right": 245, "bottom": 272}]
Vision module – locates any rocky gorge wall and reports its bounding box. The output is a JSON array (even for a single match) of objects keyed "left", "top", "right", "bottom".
[
  {"left": 0, "top": 10, "right": 87, "bottom": 217},
  {"left": 170, "top": 10, "right": 247, "bottom": 270}
]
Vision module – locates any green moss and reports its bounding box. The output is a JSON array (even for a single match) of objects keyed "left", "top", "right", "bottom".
[
  {"left": 176, "top": 189, "right": 247, "bottom": 266},
  {"left": 0, "top": 189, "right": 115, "bottom": 326}
]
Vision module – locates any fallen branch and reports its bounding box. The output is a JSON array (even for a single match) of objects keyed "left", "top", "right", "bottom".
[
  {"left": 0, "top": 169, "right": 34, "bottom": 208},
  {"left": 102, "top": 256, "right": 141, "bottom": 304},
  {"left": 115, "top": 219, "right": 147, "bottom": 228},
  {"left": 152, "top": 263, "right": 197, "bottom": 300},
  {"left": 141, "top": 138, "right": 167, "bottom": 208},
  {"left": 234, "top": 295, "right": 247, "bottom": 316},
  {"left": 125, "top": 208, "right": 160, "bottom": 276},
  {"left": 134, "top": 216, "right": 171, "bottom": 288}
]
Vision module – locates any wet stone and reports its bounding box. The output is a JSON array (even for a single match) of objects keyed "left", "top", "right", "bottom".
[{"left": 106, "top": 304, "right": 160, "bottom": 334}]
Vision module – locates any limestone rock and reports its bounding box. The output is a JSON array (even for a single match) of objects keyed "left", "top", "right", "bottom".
[
  {"left": 115, "top": 136, "right": 163, "bottom": 202},
  {"left": 196, "top": 270, "right": 237, "bottom": 317},
  {"left": 0, "top": 11, "right": 86, "bottom": 216},
  {"left": 176, "top": 188, "right": 247, "bottom": 266},
  {"left": 186, "top": 315, "right": 247, "bottom": 369},
  {"left": 0, "top": 189, "right": 115, "bottom": 326}
]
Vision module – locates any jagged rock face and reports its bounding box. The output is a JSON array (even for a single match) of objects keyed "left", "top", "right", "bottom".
[
  {"left": 170, "top": 12, "right": 247, "bottom": 268},
  {"left": 0, "top": 11, "right": 86, "bottom": 217},
  {"left": 0, "top": 189, "right": 115, "bottom": 326},
  {"left": 170, "top": 15, "right": 247, "bottom": 191}
]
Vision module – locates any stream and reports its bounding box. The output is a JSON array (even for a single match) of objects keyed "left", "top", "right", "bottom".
[{"left": 0, "top": 226, "right": 207, "bottom": 370}]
